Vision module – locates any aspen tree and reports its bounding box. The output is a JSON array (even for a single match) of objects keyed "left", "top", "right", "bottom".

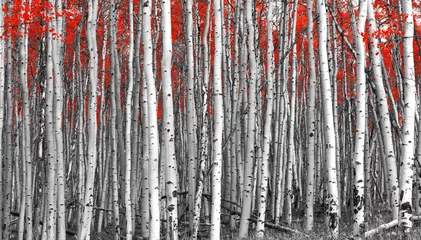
[
  {"left": 305, "top": 0, "right": 317, "bottom": 231},
  {"left": 143, "top": 0, "right": 161, "bottom": 237},
  {"left": 256, "top": 0, "right": 274, "bottom": 236},
  {"left": 109, "top": 0, "right": 121, "bottom": 236},
  {"left": 161, "top": 0, "right": 178, "bottom": 238},
  {"left": 19, "top": 0, "right": 33, "bottom": 238},
  {"left": 329, "top": 2, "right": 341, "bottom": 217},
  {"left": 124, "top": 0, "right": 135, "bottom": 239},
  {"left": 367, "top": 0, "right": 399, "bottom": 218},
  {"left": 353, "top": 0, "right": 367, "bottom": 238},
  {"left": 185, "top": 0, "right": 198, "bottom": 231},
  {"left": 238, "top": 0, "right": 258, "bottom": 236},
  {"left": 399, "top": 0, "right": 417, "bottom": 232},
  {"left": 275, "top": 2, "right": 288, "bottom": 223},
  {"left": 80, "top": 0, "right": 98, "bottom": 238},
  {"left": 211, "top": 0, "right": 223, "bottom": 238},
  {"left": 74, "top": 19, "right": 86, "bottom": 238},
  {"left": 141, "top": 78, "right": 150, "bottom": 239},
  {"left": 316, "top": 0, "right": 339, "bottom": 237},
  {"left": 51, "top": 1, "right": 66, "bottom": 237},
  {"left": 237, "top": 4, "right": 246, "bottom": 204},
  {"left": 285, "top": 1, "right": 298, "bottom": 226},
  {"left": 46, "top": 7, "right": 57, "bottom": 238},
  {"left": 3, "top": 34, "right": 12, "bottom": 240},
  {"left": 192, "top": 1, "right": 211, "bottom": 238},
  {"left": 0, "top": 0, "right": 5, "bottom": 237},
  {"left": 229, "top": 1, "right": 241, "bottom": 229},
  {"left": 131, "top": 7, "right": 142, "bottom": 226},
  {"left": 97, "top": 22, "right": 109, "bottom": 234}
]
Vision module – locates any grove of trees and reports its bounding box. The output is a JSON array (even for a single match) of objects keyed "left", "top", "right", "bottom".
[{"left": 1, "top": 0, "right": 421, "bottom": 239}]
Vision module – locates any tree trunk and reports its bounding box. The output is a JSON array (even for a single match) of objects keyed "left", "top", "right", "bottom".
[
  {"left": 367, "top": 0, "right": 399, "bottom": 218},
  {"left": 19, "top": 1, "right": 33, "bottom": 238},
  {"left": 161, "top": 0, "right": 178, "bottom": 238},
  {"left": 143, "top": 0, "right": 161, "bottom": 238},
  {"left": 79, "top": 0, "right": 98, "bottom": 238},
  {"left": 353, "top": 0, "right": 367, "bottom": 238},
  {"left": 238, "top": 0, "right": 258, "bottom": 236},
  {"left": 316, "top": 0, "right": 339, "bottom": 237},
  {"left": 399, "top": 0, "right": 417, "bottom": 232},
  {"left": 211, "top": 0, "right": 223, "bottom": 238},
  {"left": 305, "top": 0, "right": 317, "bottom": 231}
]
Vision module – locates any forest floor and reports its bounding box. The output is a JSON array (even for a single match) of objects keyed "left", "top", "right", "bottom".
[{"left": 77, "top": 203, "right": 421, "bottom": 239}]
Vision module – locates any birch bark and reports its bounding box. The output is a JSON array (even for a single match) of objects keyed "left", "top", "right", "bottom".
[
  {"left": 256, "top": 0, "right": 273, "bottom": 236},
  {"left": 161, "top": 0, "right": 178, "bottom": 238},
  {"left": 51, "top": 1, "right": 66, "bottom": 237},
  {"left": 125, "top": 0, "right": 135, "bottom": 239},
  {"left": 316, "top": 0, "right": 339, "bottom": 237},
  {"left": 185, "top": 0, "right": 197, "bottom": 231},
  {"left": 142, "top": 0, "right": 161, "bottom": 238},
  {"left": 238, "top": 0, "right": 258, "bottom": 236},
  {"left": 367, "top": 0, "right": 399, "bottom": 219},
  {"left": 353, "top": 0, "right": 367, "bottom": 238},
  {"left": 211, "top": 0, "right": 223, "bottom": 238},
  {"left": 305, "top": 0, "right": 317, "bottom": 231},
  {"left": 0, "top": 1, "right": 4, "bottom": 236},
  {"left": 79, "top": 0, "right": 98, "bottom": 238},
  {"left": 46, "top": 11, "right": 57, "bottom": 239},
  {"left": 19, "top": 1, "right": 33, "bottom": 238},
  {"left": 285, "top": 1, "right": 298, "bottom": 226},
  {"left": 399, "top": 0, "right": 417, "bottom": 232}
]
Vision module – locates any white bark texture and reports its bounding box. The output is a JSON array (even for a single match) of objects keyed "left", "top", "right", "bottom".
[
  {"left": 125, "top": 0, "right": 135, "bottom": 239},
  {"left": 51, "top": 1, "right": 66, "bottom": 238},
  {"left": 0, "top": 1, "right": 4, "bottom": 237},
  {"left": 143, "top": 0, "right": 161, "bottom": 238},
  {"left": 316, "top": 0, "right": 339, "bottom": 237},
  {"left": 19, "top": 0, "right": 33, "bottom": 238},
  {"left": 353, "top": 0, "right": 367, "bottom": 238},
  {"left": 211, "top": 0, "right": 223, "bottom": 238},
  {"left": 256, "top": 0, "right": 274, "bottom": 236},
  {"left": 141, "top": 78, "right": 150, "bottom": 238},
  {"left": 80, "top": 1, "right": 99, "bottom": 239},
  {"left": 161, "top": 0, "right": 178, "bottom": 238},
  {"left": 185, "top": 0, "right": 197, "bottom": 231},
  {"left": 46, "top": 9, "right": 57, "bottom": 239},
  {"left": 285, "top": 1, "right": 298, "bottom": 226},
  {"left": 305, "top": 0, "right": 316, "bottom": 231},
  {"left": 399, "top": 0, "right": 417, "bottom": 232},
  {"left": 238, "top": 0, "right": 258, "bottom": 236},
  {"left": 367, "top": 0, "right": 399, "bottom": 219}
]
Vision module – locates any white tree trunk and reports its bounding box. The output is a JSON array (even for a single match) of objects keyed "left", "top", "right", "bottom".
[
  {"left": 305, "top": 0, "right": 317, "bottom": 231},
  {"left": 142, "top": 0, "right": 160, "bottom": 238},
  {"left": 46, "top": 12, "right": 57, "bottom": 239},
  {"left": 51, "top": 1, "right": 66, "bottom": 238},
  {"left": 316, "top": 0, "right": 339, "bottom": 237},
  {"left": 125, "top": 0, "right": 135, "bottom": 239},
  {"left": 80, "top": 0, "right": 98, "bottom": 239},
  {"left": 399, "top": 0, "right": 417, "bottom": 232},
  {"left": 141, "top": 78, "right": 150, "bottom": 238},
  {"left": 19, "top": 1, "right": 32, "bottom": 238},
  {"left": 285, "top": 1, "right": 298, "bottom": 226},
  {"left": 0, "top": 1, "right": 4, "bottom": 237},
  {"left": 161, "top": 0, "right": 178, "bottom": 238},
  {"left": 367, "top": 0, "right": 399, "bottom": 219},
  {"left": 238, "top": 0, "right": 258, "bottom": 236},
  {"left": 185, "top": 0, "right": 197, "bottom": 231},
  {"left": 256, "top": 0, "right": 274, "bottom": 236},
  {"left": 211, "top": 0, "right": 223, "bottom": 238},
  {"left": 353, "top": 0, "right": 367, "bottom": 238},
  {"left": 192, "top": 2, "right": 211, "bottom": 239}
]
